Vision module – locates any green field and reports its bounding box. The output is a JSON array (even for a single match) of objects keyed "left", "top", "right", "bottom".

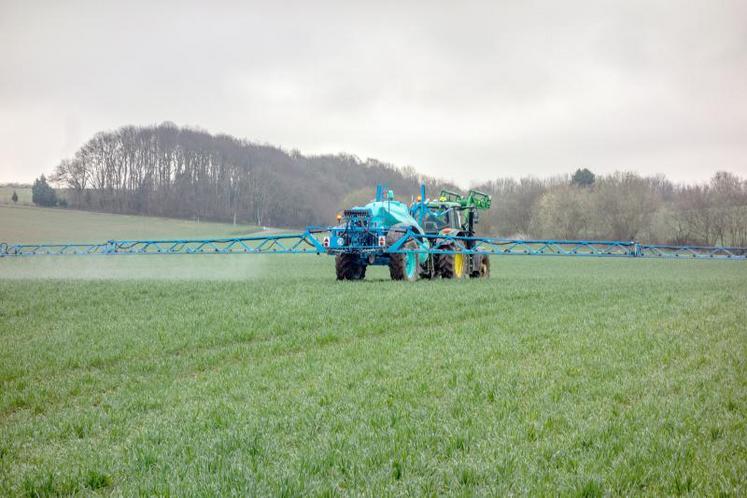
[
  {"left": 0, "top": 204, "right": 260, "bottom": 244},
  {"left": 1, "top": 209, "right": 746, "bottom": 495}
]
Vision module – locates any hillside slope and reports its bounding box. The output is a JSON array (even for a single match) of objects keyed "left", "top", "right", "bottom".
[{"left": 51, "top": 123, "right": 453, "bottom": 228}]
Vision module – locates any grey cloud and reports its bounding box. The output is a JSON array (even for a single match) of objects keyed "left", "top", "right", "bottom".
[{"left": 1, "top": 0, "right": 745, "bottom": 186}]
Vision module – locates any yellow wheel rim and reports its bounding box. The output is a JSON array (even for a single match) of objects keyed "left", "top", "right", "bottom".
[{"left": 454, "top": 253, "right": 465, "bottom": 278}]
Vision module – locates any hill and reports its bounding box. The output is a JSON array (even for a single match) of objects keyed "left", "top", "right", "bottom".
[{"left": 50, "top": 123, "right": 453, "bottom": 228}]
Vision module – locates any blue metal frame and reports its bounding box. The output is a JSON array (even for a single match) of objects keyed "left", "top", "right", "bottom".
[
  {"left": 326, "top": 211, "right": 385, "bottom": 254},
  {"left": 2, "top": 230, "right": 745, "bottom": 260},
  {"left": 0, "top": 231, "right": 327, "bottom": 257},
  {"left": 384, "top": 229, "right": 746, "bottom": 259}
]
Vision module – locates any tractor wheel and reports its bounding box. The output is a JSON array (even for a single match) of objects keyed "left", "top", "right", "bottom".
[
  {"left": 438, "top": 244, "right": 467, "bottom": 279},
  {"left": 335, "top": 254, "right": 366, "bottom": 280},
  {"left": 470, "top": 254, "right": 491, "bottom": 278},
  {"left": 387, "top": 231, "right": 419, "bottom": 282}
]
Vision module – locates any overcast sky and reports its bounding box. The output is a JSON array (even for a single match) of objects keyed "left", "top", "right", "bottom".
[{"left": 1, "top": 0, "right": 746, "bottom": 186}]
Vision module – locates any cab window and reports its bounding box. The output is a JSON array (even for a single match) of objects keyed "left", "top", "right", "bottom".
[
  {"left": 424, "top": 211, "right": 447, "bottom": 231},
  {"left": 423, "top": 209, "right": 461, "bottom": 231}
]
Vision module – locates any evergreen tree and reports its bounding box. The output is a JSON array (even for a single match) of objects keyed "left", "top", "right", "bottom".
[
  {"left": 571, "top": 168, "right": 595, "bottom": 187},
  {"left": 31, "top": 175, "right": 58, "bottom": 207}
]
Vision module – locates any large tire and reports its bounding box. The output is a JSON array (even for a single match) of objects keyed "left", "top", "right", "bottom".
[
  {"left": 335, "top": 254, "right": 366, "bottom": 280},
  {"left": 438, "top": 244, "right": 467, "bottom": 279},
  {"left": 470, "top": 254, "right": 491, "bottom": 278},
  {"left": 387, "top": 230, "right": 419, "bottom": 282}
]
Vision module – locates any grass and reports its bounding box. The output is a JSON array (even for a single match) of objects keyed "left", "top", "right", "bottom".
[
  {"left": 1, "top": 208, "right": 746, "bottom": 495},
  {"left": 0, "top": 204, "right": 260, "bottom": 244},
  {"left": 0, "top": 205, "right": 265, "bottom": 280}
]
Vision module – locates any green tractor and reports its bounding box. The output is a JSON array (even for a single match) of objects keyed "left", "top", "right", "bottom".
[{"left": 410, "top": 188, "right": 492, "bottom": 279}]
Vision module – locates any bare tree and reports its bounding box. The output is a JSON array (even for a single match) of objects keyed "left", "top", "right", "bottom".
[
  {"left": 591, "top": 172, "right": 659, "bottom": 240},
  {"left": 531, "top": 185, "right": 591, "bottom": 239}
]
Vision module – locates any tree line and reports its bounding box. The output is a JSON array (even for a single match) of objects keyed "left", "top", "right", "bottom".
[
  {"left": 473, "top": 169, "right": 747, "bottom": 246},
  {"left": 48, "top": 123, "right": 747, "bottom": 245},
  {"left": 50, "top": 123, "right": 447, "bottom": 227}
]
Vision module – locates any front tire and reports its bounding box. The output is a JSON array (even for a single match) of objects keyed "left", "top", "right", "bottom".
[
  {"left": 387, "top": 230, "right": 419, "bottom": 282},
  {"left": 438, "top": 244, "right": 467, "bottom": 279}
]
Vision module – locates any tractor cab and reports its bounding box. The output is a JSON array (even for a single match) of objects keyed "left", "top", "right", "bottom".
[
  {"left": 427, "top": 190, "right": 490, "bottom": 233},
  {"left": 418, "top": 202, "right": 463, "bottom": 233},
  {"left": 411, "top": 189, "right": 490, "bottom": 235}
]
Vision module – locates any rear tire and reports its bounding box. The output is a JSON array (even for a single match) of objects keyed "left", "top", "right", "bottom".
[
  {"left": 335, "top": 254, "right": 366, "bottom": 280},
  {"left": 387, "top": 230, "right": 419, "bottom": 282}
]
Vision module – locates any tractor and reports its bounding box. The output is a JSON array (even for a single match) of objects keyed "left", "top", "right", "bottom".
[
  {"left": 411, "top": 188, "right": 492, "bottom": 280},
  {"left": 324, "top": 184, "right": 491, "bottom": 281}
]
